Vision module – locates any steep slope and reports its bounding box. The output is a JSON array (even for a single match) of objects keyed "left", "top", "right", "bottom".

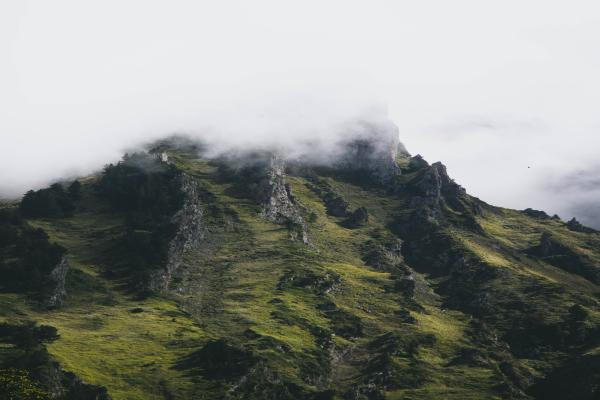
[{"left": 1, "top": 133, "right": 599, "bottom": 400}]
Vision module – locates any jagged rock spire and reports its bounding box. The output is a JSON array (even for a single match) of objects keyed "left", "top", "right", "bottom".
[
  {"left": 334, "top": 119, "right": 402, "bottom": 184},
  {"left": 261, "top": 153, "right": 309, "bottom": 244}
]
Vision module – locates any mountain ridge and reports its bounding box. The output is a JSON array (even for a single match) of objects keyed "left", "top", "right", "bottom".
[{"left": 1, "top": 131, "right": 599, "bottom": 400}]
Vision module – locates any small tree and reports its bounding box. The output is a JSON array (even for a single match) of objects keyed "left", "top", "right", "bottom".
[{"left": 68, "top": 180, "right": 81, "bottom": 200}]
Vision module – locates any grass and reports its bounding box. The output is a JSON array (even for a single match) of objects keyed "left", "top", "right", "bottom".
[
  {"left": 3, "top": 147, "right": 600, "bottom": 399},
  {"left": 0, "top": 183, "right": 211, "bottom": 399},
  {"left": 32, "top": 297, "right": 205, "bottom": 400}
]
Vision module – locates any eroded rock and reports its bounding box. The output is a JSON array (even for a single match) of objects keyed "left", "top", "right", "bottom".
[
  {"left": 44, "top": 256, "right": 69, "bottom": 309},
  {"left": 261, "top": 154, "right": 309, "bottom": 244},
  {"left": 148, "top": 174, "right": 205, "bottom": 292},
  {"left": 566, "top": 217, "right": 597, "bottom": 233}
]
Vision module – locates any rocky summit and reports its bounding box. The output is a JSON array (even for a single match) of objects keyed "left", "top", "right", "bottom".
[{"left": 1, "top": 126, "right": 600, "bottom": 400}]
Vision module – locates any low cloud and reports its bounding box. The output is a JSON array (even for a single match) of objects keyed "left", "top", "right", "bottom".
[
  {"left": 1, "top": 1, "right": 599, "bottom": 229},
  {"left": 543, "top": 166, "right": 600, "bottom": 228},
  {"left": 0, "top": 87, "right": 390, "bottom": 198}
]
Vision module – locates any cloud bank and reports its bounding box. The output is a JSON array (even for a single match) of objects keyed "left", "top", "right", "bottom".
[{"left": 1, "top": 0, "right": 600, "bottom": 227}]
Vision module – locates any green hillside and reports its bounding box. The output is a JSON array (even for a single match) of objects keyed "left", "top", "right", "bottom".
[{"left": 1, "top": 136, "right": 599, "bottom": 400}]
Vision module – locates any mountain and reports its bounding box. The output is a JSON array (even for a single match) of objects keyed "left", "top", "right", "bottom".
[{"left": 1, "top": 128, "right": 600, "bottom": 400}]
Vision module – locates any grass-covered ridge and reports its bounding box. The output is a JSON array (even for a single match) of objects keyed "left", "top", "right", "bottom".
[{"left": 1, "top": 139, "right": 599, "bottom": 399}]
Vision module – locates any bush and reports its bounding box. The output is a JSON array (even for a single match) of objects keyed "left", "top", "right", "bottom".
[
  {"left": 345, "top": 207, "right": 369, "bottom": 228},
  {"left": 0, "top": 369, "right": 49, "bottom": 400},
  {"left": 20, "top": 183, "right": 75, "bottom": 218},
  {"left": 0, "top": 222, "right": 66, "bottom": 294},
  {"left": 98, "top": 153, "right": 182, "bottom": 222},
  {"left": 97, "top": 153, "right": 183, "bottom": 288}
]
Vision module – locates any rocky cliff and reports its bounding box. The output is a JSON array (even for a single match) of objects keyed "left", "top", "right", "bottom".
[
  {"left": 335, "top": 120, "right": 402, "bottom": 184},
  {"left": 260, "top": 153, "right": 309, "bottom": 244},
  {"left": 43, "top": 256, "right": 69, "bottom": 309},
  {"left": 148, "top": 174, "right": 205, "bottom": 292}
]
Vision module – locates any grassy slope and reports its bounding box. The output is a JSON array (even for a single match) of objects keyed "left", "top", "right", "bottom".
[
  {"left": 291, "top": 175, "right": 500, "bottom": 399},
  {"left": 159, "top": 151, "right": 502, "bottom": 398},
  {"left": 1, "top": 149, "right": 599, "bottom": 399},
  {"left": 0, "top": 182, "right": 207, "bottom": 400}
]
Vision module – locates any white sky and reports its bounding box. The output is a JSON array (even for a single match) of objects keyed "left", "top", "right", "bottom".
[{"left": 1, "top": 1, "right": 600, "bottom": 225}]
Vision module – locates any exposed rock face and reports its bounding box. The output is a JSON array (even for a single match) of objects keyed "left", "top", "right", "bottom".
[
  {"left": 410, "top": 162, "right": 469, "bottom": 221},
  {"left": 149, "top": 174, "right": 204, "bottom": 292},
  {"left": 39, "top": 363, "right": 112, "bottom": 400},
  {"left": 411, "top": 162, "right": 445, "bottom": 219},
  {"left": 44, "top": 256, "right": 69, "bottom": 308},
  {"left": 345, "top": 207, "right": 369, "bottom": 228},
  {"left": 522, "top": 208, "right": 551, "bottom": 220},
  {"left": 158, "top": 151, "right": 169, "bottom": 163},
  {"left": 426, "top": 162, "right": 468, "bottom": 207},
  {"left": 335, "top": 120, "right": 401, "bottom": 184},
  {"left": 401, "top": 161, "right": 483, "bottom": 236},
  {"left": 261, "top": 154, "right": 309, "bottom": 244},
  {"left": 566, "top": 217, "right": 597, "bottom": 233}
]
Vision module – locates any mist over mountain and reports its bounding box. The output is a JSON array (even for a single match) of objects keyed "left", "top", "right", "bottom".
[
  {"left": 2, "top": 106, "right": 598, "bottom": 228},
  {"left": 2, "top": 2, "right": 600, "bottom": 399},
  {"left": 2, "top": 1, "right": 600, "bottom": 227},
  {"left": 2, "top": 129, "right": 600, "bottom": 399}
]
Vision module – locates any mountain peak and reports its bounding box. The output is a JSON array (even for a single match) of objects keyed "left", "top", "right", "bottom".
[
  {"left": 2, "top": 134, "right": 600, "bottom": 400},
  {"left": 334, "top": 120, "right": 402, "bottom": 183}
]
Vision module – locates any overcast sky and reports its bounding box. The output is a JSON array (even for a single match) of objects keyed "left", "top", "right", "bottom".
[{"left": 1, "top": 1, "right": 599, "bottom": 226}]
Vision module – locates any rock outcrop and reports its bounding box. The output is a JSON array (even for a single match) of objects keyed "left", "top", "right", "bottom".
[
  {"left": 306, "top": 176, "right": 349, "bottom": 217},
  {"left": 335, "top": 120, "right": 401, "bottom": 184},
  {"left": 149, "top": 174, "right": 204, "bottom": 292},
  {"left": 408, "top": 161, "right": 471, "bottom": 224},
  {"left": 44, "top": 256, "right": 69, "bottom": 308},
  {"left": 399, "top": 161, "right": 483, "bottom": 237},
  {"left": 566, "top": 217, "right": 597, "bottom": 233},
  {"left": 261, "top": 154, "right": 309, "bottom": 244},
  {"left": 522, "top": 208, "right": 551, "bottom": 220}
]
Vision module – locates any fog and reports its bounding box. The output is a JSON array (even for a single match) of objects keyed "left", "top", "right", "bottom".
[{"left": 1, "top": 1, "right": 600, "bottom": 227}]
